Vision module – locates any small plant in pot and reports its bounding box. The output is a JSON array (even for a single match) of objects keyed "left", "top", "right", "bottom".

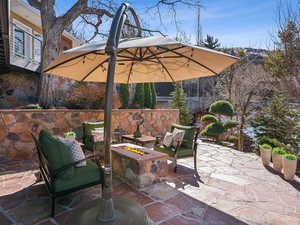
[
  {"left": 272, "top": 147, "right": 286, "bottom": 172},
  {"left": 260, "top": 144, "right": 272, "bottom": 166},
  {"left": 64, "top": 131, "right": 76, "bottom": 141},
  {"left": 283, "top": 153, "right": 297, "bottom": 180}
]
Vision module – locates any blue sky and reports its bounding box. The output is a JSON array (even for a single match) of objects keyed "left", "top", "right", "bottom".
[{"left": 53, "top": 0, "right": 298, "bottom": 49}]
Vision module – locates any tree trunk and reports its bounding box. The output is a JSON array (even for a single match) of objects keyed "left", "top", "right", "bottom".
[
  {"left": 238, "top": 116, "right": 245, "bottom": 152},
  {"left": 39, "top": 20, "right": 63, "bottom": 108}
]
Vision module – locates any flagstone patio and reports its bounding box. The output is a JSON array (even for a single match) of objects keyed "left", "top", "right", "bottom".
[{"left": 1, "top": 142, "right": 300, "bottom": 225}]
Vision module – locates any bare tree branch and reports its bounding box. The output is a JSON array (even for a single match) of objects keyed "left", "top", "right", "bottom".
[{"left": 27, "top": 0, "right": 41, "bottom": 10}]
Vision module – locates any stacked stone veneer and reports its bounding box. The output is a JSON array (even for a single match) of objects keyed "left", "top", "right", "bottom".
[{"left": 0, "top": 109, "right": 179, "bottom": 158}]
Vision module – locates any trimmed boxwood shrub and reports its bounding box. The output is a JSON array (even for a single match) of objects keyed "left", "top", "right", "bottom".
[
  {"left": 284, "top": 153, "right": 297, "bottom": 160},
  {"left": 209, "top": 100, "right": 234, "bottom": 117},
  {"left": 201, "top": 122, "right": 225, "bottom": 137},
  {"left": 201, "top": 114, "right": 218, "bottom": 124},
  {"left": 223, "top": 120, "right": 239, "bottom": 130},
  {"left": 260, "top": 144, "right": 272, "bottom": 149},
  {"left": 226, "top": 135, "right": 238, "bottom": 142},
  {"left": 273, "top": 147, "right": 286, "bottom": 155}
]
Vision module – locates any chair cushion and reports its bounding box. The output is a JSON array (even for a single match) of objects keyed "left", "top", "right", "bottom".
[
  {"left": 83, "top": 121, "right": 104, "bottom": 151},
  {"left": 154, "top": 145, "right": 176, "bottom": 157},
  {"left": 39, "top": 130, "right": 74, "bottom": 179},
  {"left": 154, "top": 145, "right": 194, "bottom": 158},
  {"left": 162, "top": 132, "right": 173, "bottom": 147},
  {"left": 53, "top": 160, "right": 102, "bottom": 192}
]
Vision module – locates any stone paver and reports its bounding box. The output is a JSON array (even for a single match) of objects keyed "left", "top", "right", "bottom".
[{"left": 1, "top": 142, "right": 300, "bottom": 225}]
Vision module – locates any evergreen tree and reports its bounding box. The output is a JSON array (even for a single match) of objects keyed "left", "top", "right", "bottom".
[
  {"left": 119, "top": 84, "right": 129, "bottom": 109},
  {"left": 144, "top": 83, "right": 152, "bottom": 108},
  {"left": 252, "top": 92, "right": 300, "bottom": 153},
  {"left": 170, "top": 82, "right": 192, "bottom": 125},
  {"left": 150, "top": 83, "right": 157, "bottom": 109},
  {"left": 201, "top": 35, "right": 221, "bottom": 49},
  {"left": 134, "top": 83, "right": 145, "bottom": 108}
]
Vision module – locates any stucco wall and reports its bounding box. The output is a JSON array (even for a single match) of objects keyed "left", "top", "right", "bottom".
[{"left": 0, "top": 109, "right": 179, "bottom": 158}]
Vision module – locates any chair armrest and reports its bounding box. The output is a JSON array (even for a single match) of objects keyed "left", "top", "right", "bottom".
[{"left": 52, "top": 153, "right": 102, "bottom": 178}]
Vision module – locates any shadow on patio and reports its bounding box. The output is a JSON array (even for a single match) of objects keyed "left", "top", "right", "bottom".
[{"left": 1, "top": 142, "right": 300, "bottom": 225}]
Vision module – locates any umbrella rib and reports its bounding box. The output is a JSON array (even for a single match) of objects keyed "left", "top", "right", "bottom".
[
  {"left": 143, "top": 46, "right": 186, "bottom": 61},
  {"left": 44, "top": 51, "right": 100, "bottom": 73},
  {"left": 158, "top": 46, "right": 218, "bottom": 75},
  {"left": 127, "top": 48, "right": 139, "bottom": 83},
  {"left": 80, "top": 58, "right": 109, "bottom": 82},
  {"left": 147, "top": 47, "right": 175, "bottom": 82}
]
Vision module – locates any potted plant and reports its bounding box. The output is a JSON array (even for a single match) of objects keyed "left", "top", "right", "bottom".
[
  {"left": 64, "top": 131, "right": 76, "bottom": 141},
  {"left": 259, "top": 144, "right": 272, "bottom": 166},
  {"left": 283, "top": 153, "right": 297, "bottom": 180},
  {"left": 272, "top": 147, "right": 285, "bottom": 172}
]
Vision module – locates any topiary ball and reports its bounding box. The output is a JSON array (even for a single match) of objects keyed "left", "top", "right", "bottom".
[
  {"left": 209, "top": 100, "right": 234, "bottom": 117},
  {"left": 200, "top": 114, "right": 218, "bottom": 124},
  {"left": 201, "top": 122, "right": 225, "bottom": 136},
  {"left": 223, "top": 120, "right": 239, "bottom": 130}
]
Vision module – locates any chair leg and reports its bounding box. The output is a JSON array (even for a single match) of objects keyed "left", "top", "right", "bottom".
[
  {"left": 173, "top": 156, "right": 177, "bottom": 173},
  {"left": 51, "top": 196, "right": 56, "bottom": 217}
]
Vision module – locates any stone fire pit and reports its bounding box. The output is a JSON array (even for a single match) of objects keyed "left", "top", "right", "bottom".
[{"left": 111, "top": 143, "right": 168, "bottom": 189}]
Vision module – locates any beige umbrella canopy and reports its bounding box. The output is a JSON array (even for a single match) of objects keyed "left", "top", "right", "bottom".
[{"left": 44, "top": 36, "right": 238, "bottom": 82}]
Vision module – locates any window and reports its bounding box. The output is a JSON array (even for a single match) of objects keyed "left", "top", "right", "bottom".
[
  {"left": 12, "top": 19, "right": 32, "bottom": 59},
  {"left": 34, "top": 33, "right": 42, "bottom": 62},
  {"left": 14, "top": 29, "right": 25, "bottom": 55}
]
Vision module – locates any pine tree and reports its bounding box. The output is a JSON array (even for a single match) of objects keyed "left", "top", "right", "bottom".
[
  {"left": 144, "top": 83, "right": 152, "bottom": 108},
  {"left": 150, "top": 83, "right": 157, "bottom": 109},
  {"left": 134, "top": 83, "right": 145, "bottom": 108},
  {"left": 170, "top": 82, "right": 192, "bottom": 125},
  {"left": 119, "top": 84, "right": 129, "bottom": 109},
  {"left": 201, "top": 35, "right": 221, "bottom": 49},
  {"left": 252, "top": 91, "right": 300, "bottom": 153}
]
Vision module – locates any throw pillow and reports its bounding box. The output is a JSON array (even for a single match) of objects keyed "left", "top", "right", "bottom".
[
  {"left": 162, "top": 132, "right": 173, "bottom": 147},
  {"left": 58, "top": 137, "right": 86, "bottom": 167},
  {"left": 172, "top": 128, "right": 185, "bottom": 147},
  {"left": 91, "top": 128, "right": 104, "bottom": 142},
  {"left": 70, "top": 141, "right": 87, "bottom": 167}
]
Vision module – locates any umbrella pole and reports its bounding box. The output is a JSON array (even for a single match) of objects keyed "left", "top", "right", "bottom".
[{"left": 64, "top": 3, "right": 150, "bottom": 225}]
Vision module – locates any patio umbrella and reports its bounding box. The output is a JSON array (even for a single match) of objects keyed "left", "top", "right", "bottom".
[{"left": 44, "top": 3, "right": 238, "bottom": 225}]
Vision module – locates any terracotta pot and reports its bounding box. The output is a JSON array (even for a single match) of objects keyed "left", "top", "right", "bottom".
[
  {"left": 283, "top": 158, "right": 297, "bottom": 180},
  {"left": 260, "top": 148, "right": 271, "bottom": 166},
  {"left": 272, "top": 153, "right": 283, "bottom": 172}
]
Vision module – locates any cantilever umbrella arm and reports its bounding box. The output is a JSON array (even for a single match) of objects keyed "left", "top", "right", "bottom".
[{"left": 100, "top": 2, "right": 142, "bottom": 222}]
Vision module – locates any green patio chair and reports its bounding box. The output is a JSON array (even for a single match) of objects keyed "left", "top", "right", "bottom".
[
  {"left": 154, "top": 123, "right": 199, "bottom": 172},
  {"left": 82, "top": 121, "right": 105, "bottom": 155},
  {"left": 31, "top": 130, "right": 104, "bottom": 217}
]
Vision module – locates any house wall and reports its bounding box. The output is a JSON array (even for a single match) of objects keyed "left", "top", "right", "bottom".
[
  {"left": 0, "top": 71, "right": 39, "bottom": 108},
  {"left": 0, "top": 109, "right": 179, "bottom": 159}
]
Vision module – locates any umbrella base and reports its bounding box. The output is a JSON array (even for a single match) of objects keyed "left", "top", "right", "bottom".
[{"left": 64, "top": 198, "right": 152, "bottom": 225}]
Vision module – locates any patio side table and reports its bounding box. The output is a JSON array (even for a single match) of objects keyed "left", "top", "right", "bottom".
[{"left": 121, "top": 134, "right": 157, "bottom": 147}]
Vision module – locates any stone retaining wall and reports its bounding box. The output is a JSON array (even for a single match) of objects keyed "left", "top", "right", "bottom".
[{"left": 0, "top": 109, "right": 179, "bottom": 158}]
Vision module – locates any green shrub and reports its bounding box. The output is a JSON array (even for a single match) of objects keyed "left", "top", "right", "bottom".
[
  {"left": 272, "top": 147, "right": 286, "bottom": 155},
  {"left": 201, "top": 114, "right": 218, "bottom": 124},
  {"left": 257, "top": 136, "right": 282, "bottom": 148},
  {"left": 284, "top": 153, "right": 297, "bottom": 160},
  {"left": 200, "top": 122, "right": 225, "bottom": 136},
  {"left": 260, "top": 144, "right": 272, "bottom": 149},
  {"left": 150, "top": 83, "right": 157, "bottom": 109},
  {"left": 226, "top": 135, "right": 238, "bottom": 142},
  {"left": 134, "top": 83, "right": 145, "bottom": 108},
  {"left": 144, "top": 83, "right": 152, "bottom": 108},
  {"left": 64, "top": 131, "right": 76, "bottom": 137},
  {"left": 224, "top": 120, "right": 239, "bottom": 130},
  {"left": 209, "top": 100, "right": 234, "bottom": 117},
  {"left": 170, "top": 82, "right": 192, "bottom": 125},
  {"left": 119, "top": 84, "right": 129, "bottom": 109}
]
